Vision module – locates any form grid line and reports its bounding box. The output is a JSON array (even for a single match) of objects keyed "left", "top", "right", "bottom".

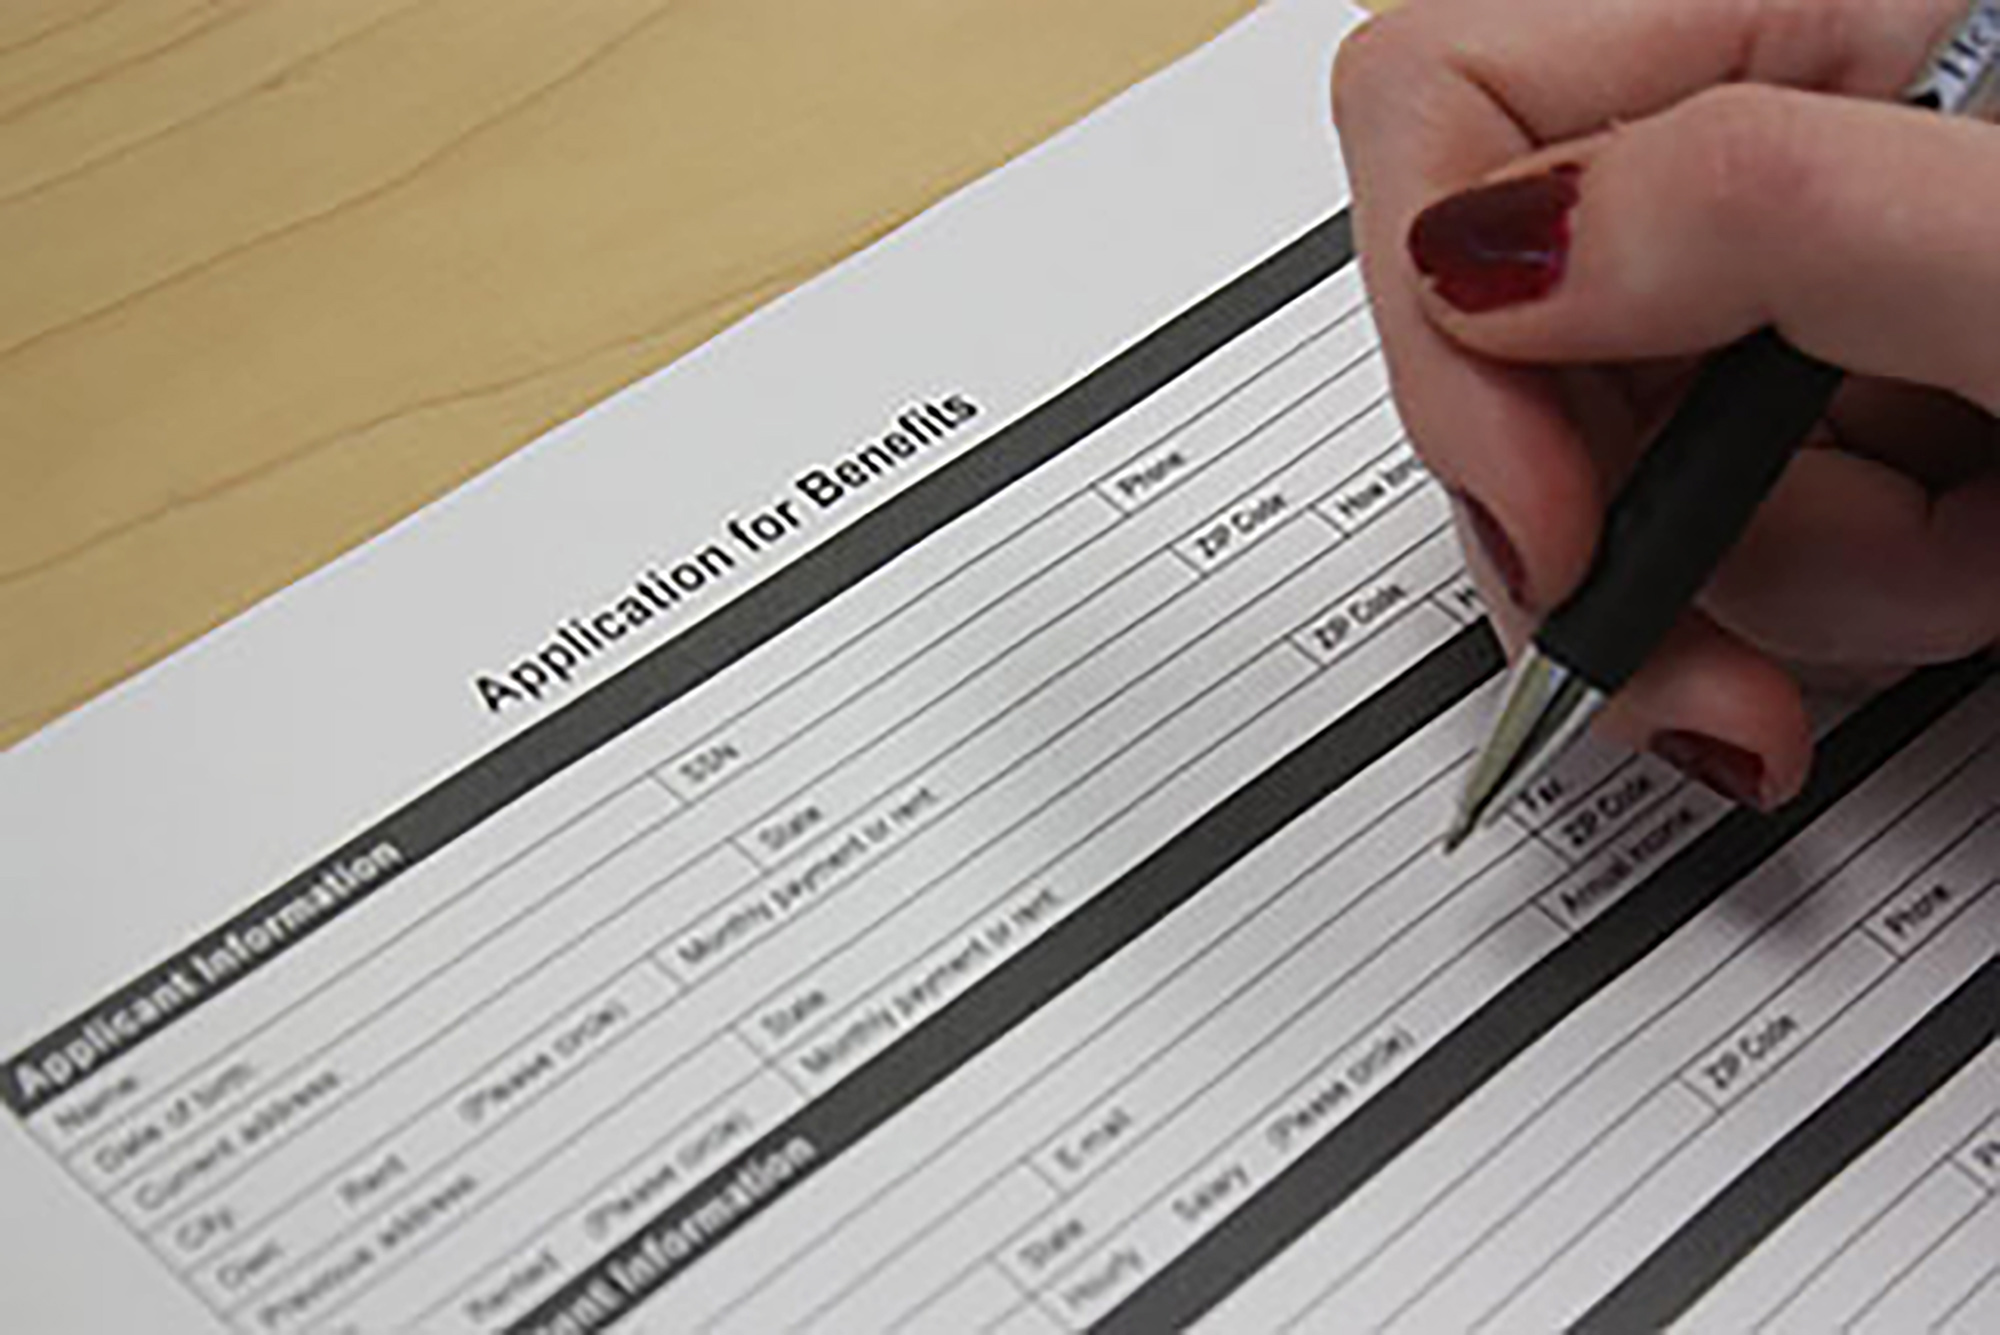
[{"left": 1285, "top": 745, "right": 1994, "bottom": 1332}]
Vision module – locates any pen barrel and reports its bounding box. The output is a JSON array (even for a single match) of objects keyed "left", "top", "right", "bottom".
[{"left": 1537, "top": 329, "right": 1844, "bottom": 691}]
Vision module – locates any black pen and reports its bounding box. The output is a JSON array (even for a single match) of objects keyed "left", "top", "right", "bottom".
[{"left": 1443, "top": 0, "right": 2000, "bottom": 852}]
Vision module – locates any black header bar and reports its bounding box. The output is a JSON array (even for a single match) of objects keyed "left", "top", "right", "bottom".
[
  {"left": 1574, "top": 958, "right": 1997, "bottom": 1332},
  {"left": 4, "top": 213, "right": 1357, "bottom": 1118},
  {"left": 505, "top": 619, "right": 1503, "bottom": 1334},
  {"left": 1095, "top": 654, "right": 1996, "bottom": 1333}
]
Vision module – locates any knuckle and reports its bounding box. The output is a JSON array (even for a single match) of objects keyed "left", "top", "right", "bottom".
[
  {"left": 1331, "top": 12, "right": 1421, "bottom": 130},
  {"left": 1675, "top": 86, "right": 1827, "bottom": 233}
]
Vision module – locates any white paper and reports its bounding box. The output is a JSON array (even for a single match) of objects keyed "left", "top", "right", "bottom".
[{"left": 3, "top": 4, "right": 1993, "bottom": 1332}]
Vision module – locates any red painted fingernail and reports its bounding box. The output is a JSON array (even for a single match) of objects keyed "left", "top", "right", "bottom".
[
  {"left": 1652, "top": 730, "right": 1771, "bottom": 811},
  {"left": 1408, "top": 164, "right": 1582, "bottom": 312},
  {"left": 1451, "top": 490, "right": 1529, "bottom": 607}
]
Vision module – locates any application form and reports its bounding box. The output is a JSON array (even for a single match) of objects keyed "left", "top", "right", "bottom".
[{"left": 2, "top": 3, "right": 1993, "bottom": 1332}]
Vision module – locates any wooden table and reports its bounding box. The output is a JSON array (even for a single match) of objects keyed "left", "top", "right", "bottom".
[{"left": 1, "top": 0, "right": 1326, "bottom": 747}]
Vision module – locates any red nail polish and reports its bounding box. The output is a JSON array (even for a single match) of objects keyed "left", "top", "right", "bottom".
[
  {"left": 1452, "top": 490, "right": 1529, "bottom": 607},
  {"left": 1409, "top": 164, "right": 1582, "bottom": 312},
  {"left": 1652, "top": 730, "right": 1770, "bottom": 811}
]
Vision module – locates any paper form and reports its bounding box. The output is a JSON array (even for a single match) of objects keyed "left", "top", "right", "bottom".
[{"left": 1, "top": 2, "right": 1992, "bottom": 1331}]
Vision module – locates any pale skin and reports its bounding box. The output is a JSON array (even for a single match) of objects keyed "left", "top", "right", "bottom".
[{"left": 1332, "top": 0, "right": 2000, "bottom": 809}]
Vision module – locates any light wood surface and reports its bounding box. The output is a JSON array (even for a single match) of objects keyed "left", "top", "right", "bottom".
[{"left": 1, "top": 0, "right": 1364, "bottom": 748}]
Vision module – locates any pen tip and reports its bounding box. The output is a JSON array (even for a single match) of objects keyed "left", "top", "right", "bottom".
[{"left": 1439, "top": 818, "right": 1472, "bottom": 856}]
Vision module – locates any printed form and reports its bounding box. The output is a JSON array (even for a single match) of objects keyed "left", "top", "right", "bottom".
[{"left": 2, "top": 3, "right": 1993, "bottom": 1332}]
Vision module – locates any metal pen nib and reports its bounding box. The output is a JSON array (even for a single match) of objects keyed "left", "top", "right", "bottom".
[
  {"left": 1437, "top": 0, "right": 1998, "bottom": 858},
  {"left": 1442, "top": 647, "right": 1606, "bottom": 853}
]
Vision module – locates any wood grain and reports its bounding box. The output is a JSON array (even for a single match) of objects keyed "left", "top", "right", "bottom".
[{"left": 0, "top": 0, "right": 1362, "bottom": 748}]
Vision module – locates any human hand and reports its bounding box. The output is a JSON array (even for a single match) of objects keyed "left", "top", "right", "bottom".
[{"left": 1333, "top": 0, "right": 2000, "bottom": 810}]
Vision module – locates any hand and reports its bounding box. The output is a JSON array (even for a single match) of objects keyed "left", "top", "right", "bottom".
[{"left": 1332, "top": 0, "right": 2000, "bottom": 810}]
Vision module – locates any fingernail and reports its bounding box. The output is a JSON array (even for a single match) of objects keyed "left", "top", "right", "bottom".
[
  {"left": 1451, "top": 489, "right": 1529, "bottom": 607},
  {"left": 1652, "top": 730, "right": 1771, "bottom": 811},
  {"left": 1408, "top": 164, "right": 1582, "bottom": 313}
]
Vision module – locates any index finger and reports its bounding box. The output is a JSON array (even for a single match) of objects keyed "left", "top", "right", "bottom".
[
  {"left": 1359, "top": 0, "right": 1963, "bottom": 154},
  {"left": 1333, "top": 0, "right": 1971, "bottom": 604}
]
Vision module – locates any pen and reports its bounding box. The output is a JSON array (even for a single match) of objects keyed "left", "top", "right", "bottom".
[{"left": 1442, "top": 0, "right": 2000, "bottom": 853}]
